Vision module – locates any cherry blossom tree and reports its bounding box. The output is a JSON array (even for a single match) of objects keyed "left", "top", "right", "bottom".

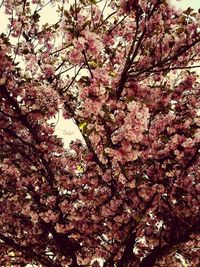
[{"left": 0, "top": 0, "right": 200, "bottom": 266}]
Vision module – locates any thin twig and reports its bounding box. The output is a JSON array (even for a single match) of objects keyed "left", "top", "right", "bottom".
[
  {"left": 61, "top": 63, "right": 85, "bottom": 93},
  {"left": 82, "top": 50, "right": 93, "bottom": 78}
]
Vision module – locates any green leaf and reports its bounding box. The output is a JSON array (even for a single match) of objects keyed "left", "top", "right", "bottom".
[
  {"left": 135, "top": 215, "right": 142, "bottom": 222},
  {"left": 32, "top": 12, "right": 40, "bottom": 22},
  {"left": 89, "top": 0, "right": 97, "bottom": 4},
  {"left": 109, "top": 71, "right": 117, "bottom": 77},
  {"left": 190, "top": 12, "right": 197, "bottom": 17},
  {"left": 80, "top": 0, "right": 87, "bottom": 5},
  {"left": 176, "top": 27, "right": 185, "bottom": 35},
  {"left": 88, "top": 60, "right": 98, "bottom": 68},
  {"left": 79, "top": 121, "right": 87, "bottom": 132},
  {"left": 183, "top": 7, "right": 194, "bottom": 15},
  {"left": 77, "top": 165, "right": 84, "bottom": 173}
]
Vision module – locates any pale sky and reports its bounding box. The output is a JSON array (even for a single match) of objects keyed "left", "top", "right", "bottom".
[{"left": 172, "top": 0, "right": 199, "bottom": 10}]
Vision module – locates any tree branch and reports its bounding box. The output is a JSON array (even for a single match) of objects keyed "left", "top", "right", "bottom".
[
  {"left": 116, "top": 0, "right": 161, "bottom": 100},
  {"left": 139, "top": 223, "right": 200, "bottom": 267},
  {"left": 128, "top": 37, "right": 200, "bottom": 78},
  {"left": 0, "top": 233, "right": 59, "bottom": 267}
]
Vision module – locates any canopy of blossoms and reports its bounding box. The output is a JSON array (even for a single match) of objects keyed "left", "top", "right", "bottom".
[{"left": 0, "top": 0, "right": 199, "bottom": 266}]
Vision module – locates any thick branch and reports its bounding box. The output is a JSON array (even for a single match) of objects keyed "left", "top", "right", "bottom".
[
  {"left": 128, "top": 37, "right": 200, "bottom": 78},
  {"left": 116, "top": 0, "right": 161, "bottom": 100},
  {"left": 139, "top": 223, "right": 200, "bottom": 267},
  {"left": 0, "top": 83, "right": 81, "bottom": 265},
  {"left": 0, "top": 233, "right": 59, "bottom": 267}
]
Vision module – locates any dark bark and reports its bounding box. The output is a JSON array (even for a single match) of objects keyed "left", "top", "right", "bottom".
[
  {"left": 139, "top": 223, "right": 200, "bottom": 267},
  {"left": 0, "top": 233, "right": 59, "bottom": 267}
]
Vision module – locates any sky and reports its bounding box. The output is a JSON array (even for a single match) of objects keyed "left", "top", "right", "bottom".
[
  {"left": 0, "top": 0, "right": 199, "bottom": 148},
  {"left": 171, "top": 0, "right": 199, "bottom": 10}
]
